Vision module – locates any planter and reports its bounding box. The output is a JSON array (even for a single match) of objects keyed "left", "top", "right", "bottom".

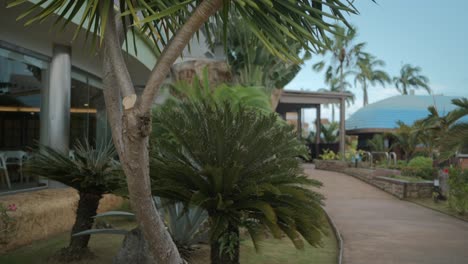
[{"left": 314, "top": 159, "right": 349, "bottom": 172}]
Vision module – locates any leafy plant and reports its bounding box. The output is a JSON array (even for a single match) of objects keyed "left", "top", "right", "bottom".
[
  {"left": 26, "top": 140, "right": 123, "bottom": 261},
  {"left": 151, "top": 99, "right": 326, "bottom": 264},
  {"left": 0, "top": 203, "right": 17, "bottom": 244},
  {"left": 367, "top": 134, "right": 389, "bottom": 152},
  {"left": 393, "top": 64, "right": 431, "bottom": 95},
  {"left": 75, "top": 198, "right": 209, "bottom": 260},
  {"left": 401, "top": 157, "right": 436, "bottom": 180},
  {"left": 319, "top": 149, "right": 340, "bottom": 160},
  {"left": 448, "top": 169, "right": 468, "bottom": 215}
]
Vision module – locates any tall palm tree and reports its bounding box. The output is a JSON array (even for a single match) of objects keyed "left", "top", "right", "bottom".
[
  {"left": 10, "top": 1, "right": 359, "bottom": 262},
  {"left": 393, "top": 64, "right": 431, "bottom": 95},
  {"left": 151, "top": 100, "right": 325, "bottom": 264},
  {"left": 318, "top": 69, "right": 355, "bottom": 122},
  {"left": 313, "top": 25, "right": 366, "bottom": 92},
  {"left": 353, "top": 53, "right": 390, "bottom": 106}
]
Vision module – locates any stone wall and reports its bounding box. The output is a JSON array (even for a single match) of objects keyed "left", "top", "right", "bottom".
[
  {"left": 314, "top": 160, "right": 349, "bottom": 172},
  {"left": 339, "top": 168, "right": 433, "bottom": 199}
]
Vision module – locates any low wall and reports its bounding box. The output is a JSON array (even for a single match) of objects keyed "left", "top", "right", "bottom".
[
  {"left": 314, "top": 159, "right": 349, "bottom": 172},
  {"left": 0, "top": 188, "right": 123, "bottom": 253},
  {"left": 342, "top": 168, "right": 433, "bottom": 199}
]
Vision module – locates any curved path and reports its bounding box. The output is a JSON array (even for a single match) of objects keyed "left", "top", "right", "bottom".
[{"left": 304, "top": 164, "right": 468, "bottom": 264}]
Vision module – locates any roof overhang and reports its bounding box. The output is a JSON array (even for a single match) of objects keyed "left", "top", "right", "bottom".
[
  {"left": 346, "top": 128, "right": 396, "bottom": 135},
  {"left": 279, "top": 90, "right": 352, "bottom": 106}
]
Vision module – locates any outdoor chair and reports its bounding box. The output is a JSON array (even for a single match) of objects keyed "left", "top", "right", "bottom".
[
  {"left": 4, "top": 151, "right": 29, "bottom": 183},
  {"left": 0, "top": 153, "right": 11, "bottom": 189}
]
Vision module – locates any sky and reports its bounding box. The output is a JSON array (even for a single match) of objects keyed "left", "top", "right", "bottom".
[{"left": 286, "top": 0, "right": 468, "bottom": 125}]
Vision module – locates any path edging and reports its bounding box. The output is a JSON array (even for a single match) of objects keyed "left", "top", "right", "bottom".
[
  {"left": 406, "top": 199, "right": 468, "bottom": 223},
  {"left": 324, "top": 209, "right": 343, "bottom": 264}
]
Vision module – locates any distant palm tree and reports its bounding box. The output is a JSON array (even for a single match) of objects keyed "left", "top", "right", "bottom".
[
  {"left": 320, "top": 122, "right": 339, "bottom": 143},
  {"left": 393, "top": 64, "right": 431, "bottom": 95},
  {"left": 353, "top": 53, "right": 390, "bottom": 106},
  {"left": 313, "top": 25, "right": 366, "bottom": 93},
  {"left": 318, "top": 69, "right": 355, "bottom": 122}
]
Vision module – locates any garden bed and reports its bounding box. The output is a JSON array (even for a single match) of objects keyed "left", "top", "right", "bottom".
[
  {"left": 0, "top": 214, "right": 338, "bottom": 264},
  {"left": 0, "top": 188, "right": 123, "bottom": 253},
  {"left": 407, "top": 198, "right": 468, "bottom": 222},
  {"left": 314, "top": 159, "right": 348, "bottom": 172}
]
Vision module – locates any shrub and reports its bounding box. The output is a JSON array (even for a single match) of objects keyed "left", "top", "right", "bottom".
[
  {"left": 401, "top": 157, "right": 436, "bottom": 180},
  {"left": 448, "top": 169, "right": 468, "bottom": 215},
  {"left": 319, "top": 149, "right": 340, "bottom": 160}
]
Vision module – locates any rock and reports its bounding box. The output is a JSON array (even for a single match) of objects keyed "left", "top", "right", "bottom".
[{"left": 113, "top": 228, "right": 155, "bottom": 264}]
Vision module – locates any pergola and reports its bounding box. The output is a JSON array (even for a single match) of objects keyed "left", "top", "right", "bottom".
[{"left": 276, "top": 90, "right": 352, "bottom": 159}]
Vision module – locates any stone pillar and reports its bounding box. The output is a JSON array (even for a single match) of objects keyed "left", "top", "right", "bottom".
[
  {"left": 297, "top": 108, "right": 302, "bottom": 139},
  {"left": 339, "top": 98, "right": 346, "bottom": 159},
  {"left": 40, "top": 44, "right": 71, "bottom": 153},
  {"left": 315, "top": 105, "right": 321, "bottom": 157}
]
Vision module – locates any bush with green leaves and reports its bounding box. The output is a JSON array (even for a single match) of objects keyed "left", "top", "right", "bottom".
[
  {"left": 74, "top": 197, "right": 208, "bottom": 260},
  {"left": 319, "top": 149, "right": 340, "bottom": 160},
  {"left": 26, "top": 140, "right": 123, "bottom": 261},
  {"left": 448, "top": 169, "right": 468, "bottom": 215},
  {"left": 401, "top": 156, "right": 436, "bottom": 180},
  {"left": 150, "top": 100, "right": 326, "bottom": 264}
]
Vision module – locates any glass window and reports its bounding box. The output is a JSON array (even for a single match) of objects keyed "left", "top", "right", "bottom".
[{"left": 0, "top": 47, "right": 46, "bottom": 150}]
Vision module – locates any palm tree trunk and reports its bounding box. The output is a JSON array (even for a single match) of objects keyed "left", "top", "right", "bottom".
[
  {"left": 363, "top": 81, "right": 368, "bottom": 106},
  {"left": 56, "top": 192, "right": 102, "bottom": 261},
  {"left": 210, "top": 223, "right": 240, "bottom": 264}
]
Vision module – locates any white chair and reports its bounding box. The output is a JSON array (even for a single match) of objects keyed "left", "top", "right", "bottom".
[
  {"left": 4, "top": 151, "right": 28, "bottom": 183},
  {"left": 0, "top": 153, "right": 11, "bottom": 189}
]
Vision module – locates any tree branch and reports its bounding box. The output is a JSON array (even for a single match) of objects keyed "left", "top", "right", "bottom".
[
  {"left": 139, "top": 0, "right": 224, "bottom": 113},
  {"left": 101, "top": 4, "right": 136, "bottom": 154}
]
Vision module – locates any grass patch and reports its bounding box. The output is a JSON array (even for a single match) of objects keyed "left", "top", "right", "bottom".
[
  {"left": 408, "top": 198, "right": 468, "bottom": 222},
  {"left": 0, "top": 216, "right": 337, "bottom": 264}
]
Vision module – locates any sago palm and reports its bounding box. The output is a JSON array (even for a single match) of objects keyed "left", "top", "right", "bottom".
[
  {"left": 393, "top": 64, "right": 431, "bottom": 95},
  {"left": 150, "top": 100, "right": 326, "bottom": 264},
  {"left": 26, "top": 140, "right": 123, "bottom": 261}
]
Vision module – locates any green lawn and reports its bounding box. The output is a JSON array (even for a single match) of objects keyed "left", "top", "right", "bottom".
[
  {"left": 0, "top": 218, "right": 337, "bottom": 264},
  {"left": 408, "top": 198, "right": 468, "bottom": 222}
]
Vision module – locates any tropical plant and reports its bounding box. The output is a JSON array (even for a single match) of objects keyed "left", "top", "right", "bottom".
[
  {"left": 439, "top": 98, "right": 468, "bottom": 158},
  {"left": 401, "top": 156, "right": 436, "bottom": 180},
  {"left": 353, "top": 53, "right": 390, "bottom": 106},
  {"left": 0, "top": 203, "right": 17, "bottom": 244},
  {"left": 10, "top": 1, "right": 359, "bottom": 262},
  {"left": 320, "top": 122, "right": 339, "bottom": 143},
  {"left": 26, "top": 140, "right": 123, "bottom": 261},
  {"left": 313, "top": 24, "right": 366, "bottom": 93},
  {"left": 151, "top": 100, "right": 326, "bottom": 264},
  {"left": 317, "top": 71, "right": 355, "bottom": 122},
  {"left": 393, "top": 64, "right": 431, "bottom": 95},
  {"left": 207, "top": 14, "right": 307, "bottom": 110},
  {"left": 448, "top": 169, "right": 468, "bottom": 215},
  {"left": 367, "top": 134, "right": 388, "bottom": 152},
  {"left": 75, "top": 198, "right": 209, "bottom": 260},
  {"left": 390, "top": 121, "right": 420, "bottom": 162},
  {"left": 319, "top": 149, "right": 340, "bottom": 160}
]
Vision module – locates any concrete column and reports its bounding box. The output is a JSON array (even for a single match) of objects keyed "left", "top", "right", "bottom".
[
  {"left": 315, "top": 105, "right": 321, "bottom": 157},
  {"left": 40, "top": 44, "right": 71, "bottom": 153},
  {"left": 297, "top": 108, "right": 302, "bottom": 139},
  {"left": 339, "top": 98, "right": 346, "bottom": 159}
]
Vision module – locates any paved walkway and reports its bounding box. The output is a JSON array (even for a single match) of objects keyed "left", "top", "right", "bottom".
[{"left": 304, "top": 164, "right": 468, "bottom": 264}]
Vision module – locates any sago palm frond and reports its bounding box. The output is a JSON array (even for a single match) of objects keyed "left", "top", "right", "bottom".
[{"left": 150, "top": 100, "right": 326, "bottom": 251}]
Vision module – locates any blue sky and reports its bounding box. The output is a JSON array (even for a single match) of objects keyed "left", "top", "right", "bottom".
[{"left": 286, "top": 0, "right": 468, "bottom": 122}]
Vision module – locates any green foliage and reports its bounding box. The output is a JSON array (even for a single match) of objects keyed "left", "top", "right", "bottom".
[
  {"left": 151, "top": 99, "right": 326, "bottom": 252},
  {"left": 320, "top": 122, "right": 339, "bottom": 143},
  {"left": 353, "top": 52, "right": 390, "bottom": 106},
  {"left": 74, "top": 199, "right": 209, "bottom": 259},
  {"left": 448, "top": 169, "right": 468, "bottom": 215},
  {"left": 9, "top": 0, "right": 358, "bottom": 62},
  {"left": 0, "top": 203, "right": 17, "bottom": 244},
  {"left": 393, "top": 64, "right": 431, "bottom": 95},
  {"left": 390, "top": 121, "right": 420, "bottom": 161},
  {"left": 401, "top": 157, "right": 436, "bottom": 180},
  {"left": 367, "top": 134, "right": 388, "bottom": 152},
  {"left": 319, "top": 149, "right": 340, "bottom": 160},
  {"left": 26, "top": 140, "right": 123, "bottom": 194}
]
